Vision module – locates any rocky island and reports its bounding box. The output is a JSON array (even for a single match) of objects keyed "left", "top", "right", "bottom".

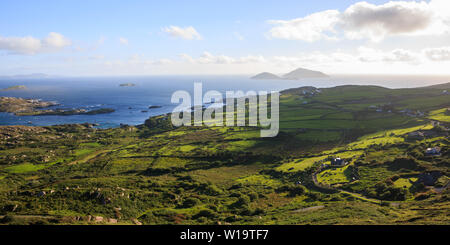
[
  {"left": 119, "top": 83, "right": 136, "bottom": 87},
  {"left": 0, "top": 97, "right": 115, "bottom": 116},
  {"left": 252, "top": 67, "right": 329, "bottom": 80},
  {"left": 283, "top": 67, "right": 329, "bottom": 79},
  {"left": 251, "top": 72, "right": 282, "bottom": 80},
  {"left": 0, "top": 85, "right": 27, "bottom": 91}
]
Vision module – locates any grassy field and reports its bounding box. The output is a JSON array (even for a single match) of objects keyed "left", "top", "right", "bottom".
[{"left": 428, "top": 108, "right": 450, "bottom": 123}]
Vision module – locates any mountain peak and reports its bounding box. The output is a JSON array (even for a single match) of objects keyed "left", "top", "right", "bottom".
[{"left": 283, "top": 67, "right": 328, "bottom": 79}]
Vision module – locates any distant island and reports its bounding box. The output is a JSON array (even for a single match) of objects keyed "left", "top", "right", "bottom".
[
  {"left": 251, "top": 72, "right": 282, "bottom": 80},
  {"left": 149, "top": 105, "right": 162, "bottom": 109},
  {"left": 251, "top": 67, "right": 329, "bottom": 80},
  {"left": 283, "top": 67, "right": 329, "bottom": 79},
  {"left": 0, "top": 96, "right": 115, "bottom": 116},
  {"left": 0, "top": 85, "right": 27, "bottom": 91},
  {"left": 119, "top": 83, "right": 136, "bottom": 87}
]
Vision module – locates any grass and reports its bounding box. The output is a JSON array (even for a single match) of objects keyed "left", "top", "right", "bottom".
[
  {"left": 276, "top": 156, "right": 328, "bottom": 172},
  {"left": 178, "top": 145, "right": 197, "bottom": 152},
  {"left": 5, "top": 163, "right": 52, "bottom": 174},
  {"left": 74, "top": 148, "right": 95, "bottom": 156},
  {"left": 236, "top": 174, "right": 282, "bottom": 187},
  {"left": 226, "top": 140, "right": 259, "bottom": 151},
  {"left": 345, "top": 165, "right": 400, "bottom": 193},
  {"left": 358, "top": 124, "right": 434, "bottom": 140},
  {"left": 347, "top": 136, "right": 404, "bottom": 149},
  {"left": 334, "top": 150, "right": 364, "bottom": 160},
  {"left": 189, "top": 163, "right": 266, "bottom": 185},
  {"left": 295, "top": 130, "right": 342, "bottom": 142},
  {"left": 346, "top": 124, "right": 434, "bottom": 150},
  {"left": 152, "top": 157, "right": 190, "bottom": 169},
  {"left": 428, "top": 108, "right": 450, "bottom": 123},
  {"left": 317, "top": 165, "right": 353, "bottom": 185},
  {"left": 394, "top": 177, "right": 418, "bottom": 189}
]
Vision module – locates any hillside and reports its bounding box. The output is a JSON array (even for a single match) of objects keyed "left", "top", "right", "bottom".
[
  {"left": 283, "top": 67, "right": 329, "bottom": 79},
  {"left": 0, "top": 83, "right": 448, "bottom": 225}
]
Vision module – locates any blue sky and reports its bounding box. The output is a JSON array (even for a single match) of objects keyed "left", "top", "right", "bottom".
[{"left": 1, "top": 0, "right": 450, "bottom": 76}]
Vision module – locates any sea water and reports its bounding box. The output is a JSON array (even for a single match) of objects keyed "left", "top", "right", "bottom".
[{"left": 0, "top": 75, "right": 449, "bottom": 128}]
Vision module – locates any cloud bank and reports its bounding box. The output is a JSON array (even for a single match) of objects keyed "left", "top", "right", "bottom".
[
  {"left": 268, "top": 0, "right": 450, "bottom": 42},
  {"left": 0, "top": 32, "right": 71, "bottom": 55},
  {"left": 119, "top": 37, "right": 129, "bottom": 45},
  {"left": 163, "top": 26, "right": 202, "bottom": 40}
]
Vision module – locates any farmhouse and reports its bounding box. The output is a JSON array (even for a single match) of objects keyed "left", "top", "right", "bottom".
[
  {"left": 417, "top": 171, "right": 443, "bottom": 186},
  {"left": 426, "top": 147, "right": 441, "bottom": 155},
  {"left": 330, "top": 157, "right": 348, "bottom": 167}
]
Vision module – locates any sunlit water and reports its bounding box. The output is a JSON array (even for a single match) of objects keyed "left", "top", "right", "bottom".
[{"left": 0, "top": 75, "right": 449, "bottom": 128}]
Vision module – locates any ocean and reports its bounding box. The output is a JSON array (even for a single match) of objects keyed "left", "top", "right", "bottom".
[{"left": 1, "top": 75, "right": 449, "bottom": 128}]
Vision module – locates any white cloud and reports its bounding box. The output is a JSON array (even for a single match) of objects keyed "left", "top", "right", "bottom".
[
  {"left": 180, "top": 52, "right": 267, "bottom": 65},
  {"left": 97, "top": 36, "right": 106, "bottom": 45},
  {"left": 104, "top": 54, "right": 174, "bottom": 67},
  {"left": 163, "top": 26, "right": 202, "bottom": 40},
  {"left": 233, "top": 32, "right": 245, "bottom": 41},
  {"left": 356, "top": 46, "right": 421, "bottom": 63},
  {"left": 342, "top": 1, "right": 434, "bottom": 41},
  {"left": 119, "top": 37, "right": 129, "bottom": 45},
  {"left": 268, "top": 0, "right": 450, "bottom": 42},
  {"left": 268, "top": 10, "right": 340, "bottom": 42},
  {"left": 0, "top": 32, "right": 71, "bottom": 55},
  {"left": 383, "top": 49, "right": 419, "bottom": 63},
  {"left": 177, "top": 47, "right": 450, "bottom": 69},
  {"left": 153, "top": 58, "right": 173, "bottom": 65},
  {"left": 89, "top": 55, "right": 105, "bottom": 60},
  {"left": 423, "top": 47, "right": 450, "bottom": 61},
  {"left": 43, "top": 32, "right": 72, "bottom": 48}
]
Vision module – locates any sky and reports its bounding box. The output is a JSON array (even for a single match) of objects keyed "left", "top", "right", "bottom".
[{"left": 1, "top": 0, "right": 450, "bottom": 76}]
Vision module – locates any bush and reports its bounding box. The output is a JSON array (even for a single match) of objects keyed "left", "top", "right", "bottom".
[
  {"left": 248, "top": 192, "right": 258, "bottom": 201},
  {"left": 288, "top": 185, "right": 306, "bottom": 197},
  {"left": 199, "top": 183, "right": 223, "bottom": 196},
  {"left": 414, "top": 192, "right": 431, "bottom": 200},
  {"left": 380, "top": 201, "right": 390, "bottom": 207},
  {"left": 306, "top": 192, "right": 322, "bottom": 201},
  {"left": 367, "top": 181, "right": 409, "bottom": 201},
  {"left": 253, "top": 207, "right": 265, "bottom": 215},
  {"left": 180, "top": 198, "right": 200, "bottom": 208},
  {"left": 0, "top": 215, "right": 14, "bottom": 224},
  {"left": 193, "top": 209, "right": 216, "bottom": 219},
  {"left": 276, "top": 184, "right": 307, "bottom": 197}
]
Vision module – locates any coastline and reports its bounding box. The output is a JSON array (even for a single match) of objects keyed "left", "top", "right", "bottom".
[{"left": 1, "top": 78, "right": 449, "bottom": 128}]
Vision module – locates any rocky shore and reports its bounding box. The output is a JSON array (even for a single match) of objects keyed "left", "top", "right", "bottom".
[{"left": 0, "top": 96, "right": 115, "bottom": 116}]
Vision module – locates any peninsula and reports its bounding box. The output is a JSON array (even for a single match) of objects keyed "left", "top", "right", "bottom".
[
  {"left": 0, "top": 97, "right": 115, "bottom": 116},
  {"left": 0, "top": 85, "right": 27, "bottom": 91}
]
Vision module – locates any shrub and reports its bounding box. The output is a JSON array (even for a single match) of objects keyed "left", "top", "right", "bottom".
[
  {"left": 193, "top": 209, "right": 216, "bottom": 219},
  {"left": 180, "top": 198, "right": 200, "bottom": 208},
  {"left": 276, "top": 184, "right": 306, "bottom": 197},
  {"left": 414, "top": 192, "right": 431, "bottom": 200}
]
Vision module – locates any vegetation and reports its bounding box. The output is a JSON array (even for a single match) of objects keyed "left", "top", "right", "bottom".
[{"left": 0, "top": 83, "right": 448, "bottom": 225}]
